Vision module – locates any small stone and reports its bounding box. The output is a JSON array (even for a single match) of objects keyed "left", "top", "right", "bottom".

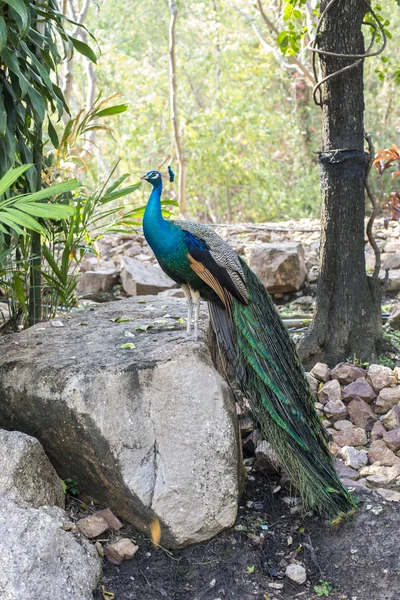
[
  {"left": 376, "top": 488, "right": 400, "bottom": 502},
  {"left": 158, "top": 288, "right": 185, "bottom": 298},
  {"left": 330, "top": 427, "right": 367, "bottom": 447},
  {"left": 314, "top": 402, "right": 325, "bottom": 411},
  {"left": 96, "top": 508, "right": 123, "bottom": 532},
  {"left": 239, "top": 416, "right": 254, "bottom": 435},
  {"left": 330, "top": 362, "right": 366, "bottom": 385},
  {"left": 318, "top": 379, "right": 341, "bottom": 405},
  {"left": 347, "top": 397, "right": 377, "bottom": 428},
  {"left": 268, "top": 582, "right": 284, "bottom": 590},
  {"left": 306, "top": 373, "right": 319, "bottom": 394},
  {"left": 371, "top": 420, "right": 387, "bottom": 441},
  {"left": 382, "top": 428, "right": 400, "bottom": 452},
  {"left": 334, "top": 459, "right": 359, "bottom": 480},
  {"left": 338, "top": 446, "right": 368, "bottom": 470},
  {"left": 323, "top": 399, "right": 348, "bottom": 422},
  {"left": 367, "top": 364, "right": 397, "bottom": 393},
  {"left": 254, "top": 440, "right": 280, "bottom": 474},
  {"left": 342, "top": 378, "right": 375, "bottom": 404},
  {"left": 105, "top": 538, "right": 139, "bottom": 566},
  {"left": 310, "top": 362, "right": 330, "bottom": 382},
  {"left": 383, "top": 253, "right": 400, "bottom": 270},
  {"left": 285, "top": 564, "right": 307, "bottom": 585},
  {"left": 359, "top": 462, "right": 400, "bottom": 483},
  {"left": 77, "top": 514, "right": 109, "bottom": 539},
  {"left": 242, "top": 430, "right": 261, "bottom": 456},
  {"left": 381, "top": 404, "right": 400, "bottom": 431},
  {"left": 328, "top": 441, "right": 340, "bottom": 456},
  {"left": 375, "top": 387, "right": 400, "bottom": 414},
  {"left": 341, "top": 477, "right": 368, "bottom": 491},
  {"left": 368, "top": 440, "right": 400, "bottom": 467},
  {"left": 333, "top": 420, "right": 354, "bottom": 431}
]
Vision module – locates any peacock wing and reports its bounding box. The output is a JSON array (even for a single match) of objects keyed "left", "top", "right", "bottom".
[{"left": 174, "top": 220, "right": 249, "bottom": 305}]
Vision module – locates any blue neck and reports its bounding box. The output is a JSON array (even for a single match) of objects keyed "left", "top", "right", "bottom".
[{"left": 143, "top": 181, "right": 171, "bottom": 257}]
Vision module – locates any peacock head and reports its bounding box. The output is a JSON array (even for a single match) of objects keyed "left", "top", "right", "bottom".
[
  {"left": 141, "top": 166, "right": 174, "bottom": 187},
  {"left": 141, "top": 170, "right": 162, "bottom": 187}
]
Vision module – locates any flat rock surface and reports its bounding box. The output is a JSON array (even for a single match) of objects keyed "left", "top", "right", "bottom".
[{"left": 0, "top": 297, "right": 241, "bottom": 548}]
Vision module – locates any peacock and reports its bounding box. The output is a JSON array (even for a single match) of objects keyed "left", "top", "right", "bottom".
[{"left": 141, "top": 166, "right": 357, "bottom": 520}]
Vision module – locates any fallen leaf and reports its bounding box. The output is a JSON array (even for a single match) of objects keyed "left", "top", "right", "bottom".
[
  {"left": 150, "top": 518, "right": 161, "bottom": 546},
  {"left": 120, "top": 343, "right": 136, "bottom": 349},
  {"left": 101, "top": 585, "right": 115, "bottom": 599}
]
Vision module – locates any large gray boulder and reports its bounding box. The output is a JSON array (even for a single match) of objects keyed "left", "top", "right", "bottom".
[
  {"left": 120, "top": 256, "right": 176, "bottom": 295},
  {"left": 0, "top": 297, "right": 241, "bottom": 548},
  {"left": 0, "top": 495, "right": 101, "bottom": 600},
  {"left": 244, "top": 242, "right": 307, "bottom": 293},
  {"left": 0, "top": 429, "right": 65, "bottom": 508}
]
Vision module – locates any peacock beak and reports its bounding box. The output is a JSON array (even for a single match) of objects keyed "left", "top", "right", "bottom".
[{"left": 141, "top": 174, "right": 149, "bottom": 181}]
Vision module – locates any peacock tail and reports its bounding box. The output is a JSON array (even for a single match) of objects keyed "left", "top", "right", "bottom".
[
  {"left": 141, "top": 168, "right": 358, "bottom": 521},
  {"left": 224, "top": 259, "right": 357, "bottom": 518}
]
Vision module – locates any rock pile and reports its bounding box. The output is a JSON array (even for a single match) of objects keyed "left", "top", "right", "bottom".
[
  {"left": 73, "top": 220, "right": 400, "bottom": 308},
  {"left": 309, "top": 361, "right": 400, "bottom": 501}
]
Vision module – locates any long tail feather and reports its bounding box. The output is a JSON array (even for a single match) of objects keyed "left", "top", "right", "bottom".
[{"left": 210, "top": 258, "right": 357, "bottom": 519}]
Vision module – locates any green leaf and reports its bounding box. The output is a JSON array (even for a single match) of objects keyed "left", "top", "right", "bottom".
[
  {"left": 20, "top": 179, "right": 80, "bottom": 202},
  {"left": 0, "top": 165, "right": 32, "bottom": 196},
  {"left": 70, "top": 37, "right": 97, "bottom": 64},
  {"left": 2, "top": 207, "right": 46, "bottom": 233},
  {"left": 18, "top": 203, "right": 74, "bottom": 220},
  {"left": 120, "top": 342, "right": 136, "bottom": 349},
  {"left": 1, "top": 48, "right": 30, "bottom": 97},
  {"left": 102, "top": 183, "right": 141, "bottom": 203},
  {"left": 0, "top": 16, "right": 7, "bottom": 52},
  {"left": 48, "top": 118, "right": 59, "bottom": 149},
  {"left": 3, "top": 0, "right": 30, "bottom": 37},
  {"left": 95, "top": 104, "right": 129, "bottom": 117},
  {"left": 27, "top": 86, "right": 46, "bottom": 121},
  {"left": 247, "top": 565, "right": 255, "bottom": 573},
  {"left": 0, "top": 90, "right": 6, "bottom": 138},
  {"left": 135, "top": 323, "right": 152, "bottom": 332},
  {"left": 276, "top": 31, "right": 289, "bottom": 49}
]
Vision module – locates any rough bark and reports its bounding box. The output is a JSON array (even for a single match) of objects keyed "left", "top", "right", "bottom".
[{"left": 298, "top": 0, "right": 382, "bottom": 368}]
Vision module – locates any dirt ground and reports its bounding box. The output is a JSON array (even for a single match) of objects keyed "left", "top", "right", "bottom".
[{"left": 92, "top": 469, "right": 400, "bottom": 600}]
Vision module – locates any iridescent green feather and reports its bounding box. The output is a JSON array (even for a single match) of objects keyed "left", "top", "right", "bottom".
[{"left": 229, "top": 258, "right": 357, "bottom": 519}]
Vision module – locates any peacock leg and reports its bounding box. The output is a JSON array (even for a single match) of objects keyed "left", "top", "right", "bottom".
[
  {"left": 190, "top": 288, "right": 201, "bottom": 340},
  {"left": 181, "top": 283, "right": 193, "bottom": 335}
]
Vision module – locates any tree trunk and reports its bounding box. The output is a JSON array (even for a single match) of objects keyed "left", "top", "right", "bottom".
[{"left": 298, "top": 0, "right": 382, "bottom": 368}]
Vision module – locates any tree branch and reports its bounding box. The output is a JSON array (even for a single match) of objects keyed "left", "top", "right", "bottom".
[
  {"left": 364, "top": 131, "right": 381, "bottom": 279},
  {"left": 168, "top": 0, "right": 187, "bottom": 217},
  {"left": 228, "top": 0, "right": 315, "bottom": 84}
]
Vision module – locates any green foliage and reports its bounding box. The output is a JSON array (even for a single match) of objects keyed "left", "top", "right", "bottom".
[
  {"left": 314, "top": 580, "right": 333, "bottom": 597},
  {"left": 0, "top": 0, "right": 97, "bottom": 182},
  {"left": 0, "top": 165, "right": 80, "bottom": 328},
  {"left": 0, "top": 165, "right": 77, "bottom": 238},
  {"left": 62, "top": 478, "right": 80, "bottom": 496},
  {"left": 40, "top": 169, "right": 146, "bottom": 316}
]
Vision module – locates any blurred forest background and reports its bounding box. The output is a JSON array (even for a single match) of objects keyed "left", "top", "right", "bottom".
[{"left": 65, "top": 0, "right": 399, "bottom": 222}]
